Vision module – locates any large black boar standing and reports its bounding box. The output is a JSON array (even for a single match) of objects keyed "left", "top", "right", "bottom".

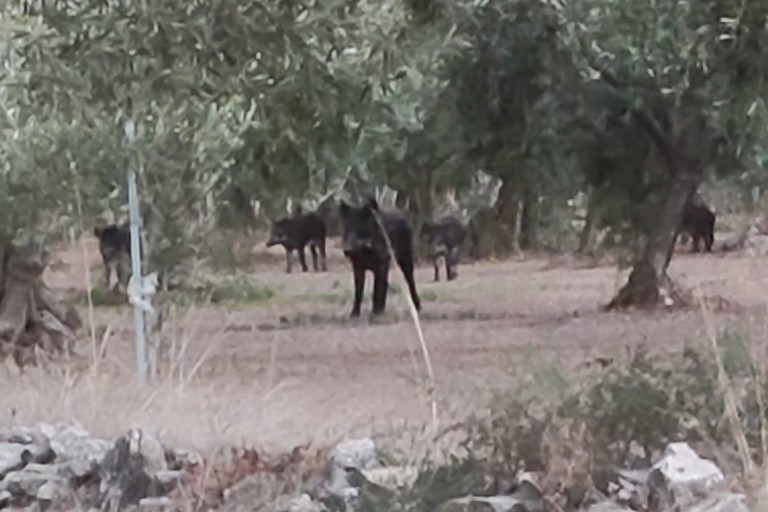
[
  {"left": 339, "top": 198, "right": 421, "bottom": 318},
  {"left": 266, "top": 212, "right": 328, "bottom": 273},
  {"left": 421, "top": 216, "right": 466, "bottom": 282}
]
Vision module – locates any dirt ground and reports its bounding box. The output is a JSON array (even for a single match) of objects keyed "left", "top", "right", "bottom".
[{"left": 1, "top": 234, "right": 767, "bottom": 457}]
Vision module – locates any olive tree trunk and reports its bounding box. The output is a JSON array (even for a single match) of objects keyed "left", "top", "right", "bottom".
[
  {"left": 520, "top": 181, "right": 540, "bottom": 251},
  {"left": 409, "top": 166, "right": 435, "bottom": 261},
  {"left": 577, "top": 186, "right": 604, "bottom": 255},
  {"left": 0, "top": 243, "right": 82, "bottom": 366},
  {"left": 587, "top": 57, "right": 709, "bottom": 310},
  {"left": 605, "top": 143, "right": 699, "bottom": 310},
  {"left": 495, "top": 177, "right": 523, "bottom": 256}
]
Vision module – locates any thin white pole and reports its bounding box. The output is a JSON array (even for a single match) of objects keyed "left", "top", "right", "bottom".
[{"left": 124, "top": 119, "right": 148, "bottom": 387}]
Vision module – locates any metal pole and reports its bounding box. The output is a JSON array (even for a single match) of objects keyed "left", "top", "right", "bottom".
[{"left": 124, "top": 119, "right": 148, "bottom": 387}]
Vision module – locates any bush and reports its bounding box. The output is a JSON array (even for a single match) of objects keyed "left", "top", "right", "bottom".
[
  {"left": 170, "top": 277, "right": 275, "bottom": 306},
  {"left": 367, "top": 333, "right": 766, "bottom": 510}
]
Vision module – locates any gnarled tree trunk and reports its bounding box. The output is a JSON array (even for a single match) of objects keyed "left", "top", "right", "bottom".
[
  {"left": 520, "top": 181, "right": 540, "bottom": 251},
  {"left": 0, "top": 243, "right": 82, "bottom": 367},
  {"left": 605, "top": 149, "right": 699, "bottom": 310},
  {"left": 495, "top": 177, "right": 523, "bottom": 256},
  {"left": 577, "top": 187, "right": 600, "bottom": 255},
  {"left": 409, "top": 167, "right": 435, "bottom": 261}
]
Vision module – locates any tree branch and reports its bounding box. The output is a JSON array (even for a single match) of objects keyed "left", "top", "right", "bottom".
[{"left": 582, "top": 56, "right": 681, "bottom": 174}]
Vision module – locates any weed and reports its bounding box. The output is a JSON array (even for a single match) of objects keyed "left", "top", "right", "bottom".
[
  {"left": 420, "top": 290, "right": 439, "bottom": 303},
  {"left": 66, "top": 287, "right": 127, "bottom": 307},
  {"left": 371, "top": 336, "right": 768, "bottom": 511},
  {"left": 354, "top": 456, "right": 487, "bottom": 512},
  {"left": 171, "top": 277, "right": 275, "bottom": 306}
]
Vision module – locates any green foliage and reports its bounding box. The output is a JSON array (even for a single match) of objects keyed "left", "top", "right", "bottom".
[
  {"left": 557, "top": 339, "right": 768, "bottom": 466},
  {"left": 355, "top": 455, "right": 487, "bottom": 512},
  {"left": 69, "top": 275, "right": 275, "bottom": 307},
  {"left": 356, "top": 334, "right": 768, "bottom": 510},
  {"left": 558, "top": 349, "right": 697, "bottom": 466},
  {"left": 402, "top": 456, "right": 487, "bottom": 511},
  {"left": 172, "top": 277, "right": 275, "bottom": 306},
  {"left": 3, "top": 0, "right": 768, "bottom": 272},
  {"left": 66, "top": 287, "right": 129, "bottom": 308},
  {"left": 559, "top": 0, "right": 768, "bottom": 240},
  {"left": 457, "top": 333, "right": 767, "bottom": 482},
  {"left": 719, "top": 328, "right": 754, "bottom": 379},
  {"left": 1, "top": 0, "right": 481, "bottom": 271}
]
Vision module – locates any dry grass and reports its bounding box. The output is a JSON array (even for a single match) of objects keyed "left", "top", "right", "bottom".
[{"left": 695, "top": 283, "right": 768, "bottom": 508}]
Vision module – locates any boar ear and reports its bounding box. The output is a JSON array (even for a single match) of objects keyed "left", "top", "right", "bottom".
[
  {"left": 366, "top": 196, "right": 379, "bottom": 212},
  {"left": 339, "top": 201, "right": 351, "bottom": 217}
]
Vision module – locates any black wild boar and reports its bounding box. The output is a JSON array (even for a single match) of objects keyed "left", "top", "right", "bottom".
[
  {"left": 421, "top": 216, "right": 466, "bottom": 281},
  {"left": 339, "top": 198, "right": 421, "bottom": 317},
  {"left": 266, "top": 212, "right": 328, "bottom": 273}
]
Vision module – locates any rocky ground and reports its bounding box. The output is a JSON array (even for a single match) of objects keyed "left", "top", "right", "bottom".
[{"left": 0, "top": 422, "right": 756, "bottom": 511}]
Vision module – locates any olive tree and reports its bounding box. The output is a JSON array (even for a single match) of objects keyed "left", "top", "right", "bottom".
[
  {"left": 559, "top": 0, "right": 768, "bottom": 308},
  {"left": 7, "top": 1, "right": 436, "bottom": 276}
]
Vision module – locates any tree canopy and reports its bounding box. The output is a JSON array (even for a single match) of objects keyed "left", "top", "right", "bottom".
[{"left": 2, "top": 0, "right": 768, "bottom": 304}]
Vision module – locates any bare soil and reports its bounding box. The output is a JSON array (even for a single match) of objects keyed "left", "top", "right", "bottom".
[{"left": 1, "top": 235, "right": 766, "bottom": 457}]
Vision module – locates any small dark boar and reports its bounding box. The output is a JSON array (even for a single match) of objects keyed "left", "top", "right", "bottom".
[
  {"left": 421, "top": 216, "right": 466, "bottom": 281},
  {"left": 94, "top": 222, "right": 133, "bottom": 290},
  {"left": 266, "top": 212, "right": 328, "bottom": 273},
  {"left": 339, "top": 198, "right": 421, "bottom": 317},
  {"left": 679, "top": 201, "right": 715, "bottom": 253}
]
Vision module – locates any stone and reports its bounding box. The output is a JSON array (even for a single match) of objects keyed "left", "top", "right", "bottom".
[
  {"left": 21, "top": 441, "right": 55, "bottom": 466},
  {"left": 48, "top": 424, "right": 92, "bottom": 447},
  {"left": 435, "top": 495, "right": 534, "bottom": 512},
  {"left": 345, "top": 467, "right": 396, "bottom": 508},
  {"left": 318, "top": 437, "right": 381, "bottom": 506},
  {"left": 1, "top": 426, "right": 38, "bottom": 445},
  {"left": 321, "top": 463, "right": 350, "bottom": 497},
  {"left": 433, "top": 480, "right": 544, "bottom": 512},
  {"left": 360, "top": 465, "right": 418, "bottom": 491},
  {"left": 685, "top": 492, "right": 751, "bottom": 512},
  {"left": 139, "top": 496, "right": 174, "bottom": 508},
  {"left": 166, "top": 446, "right": 204, "bottom": 469},
  {"left": 0, "top": 427, "right": 57, "bottom": 467},
  {"left": 152, "top": 470, "right": 183, "bottom": 495},
  {"left": 316, "top": 486, "right": 358, "bottom": 512},
  {"left": 48, "top": 425, "right": 110, "bottom": 479},
  {"left": 610, "top": 468, "right": 650, "bottom": 508},
  {"left": 586, "top": 503, "right": 634, "bottom": 512},
  {"left": 1, "top": 423, "right": 55, "bottom": 441},
  {"left": 125, "top": 429, "right": 168, "bottom": 474},
  {"left": 0, "top": 490, "right": 11, "bottom": 507},
  {"left": 652, "top": 443, "right": 724, "bottom": 494},
  {"left": 2, "top": 464, "right": 66, "bottom": 498},
  {"left": 507, "top": 480, "right": 544, "bottom": 512},
  {"left": 0, "top": 421, "right": 194, "bottom": 510},
  {"left": 99, "top": 435, "right": 155, "bottom": 510},
  {"left": 22, "top": 502, "right": 42, "bottom": 512},
  {"left": 286, "top": 493, "right": 326, "bottom": 512},
  {"left": 648, "top": 442, "right": 725, "bottom": 509},
  {"left": 36, "top": 480, "right": 65, "bottom": 503},
  {"left": 0, "top": 442, "right": 27, "bottom": 477},
  {"left": 153, "top": 469, "right": 182, "bottom": 485},
  {"left": 328, "top": 438, "right": 378, "bottom": 471}
]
